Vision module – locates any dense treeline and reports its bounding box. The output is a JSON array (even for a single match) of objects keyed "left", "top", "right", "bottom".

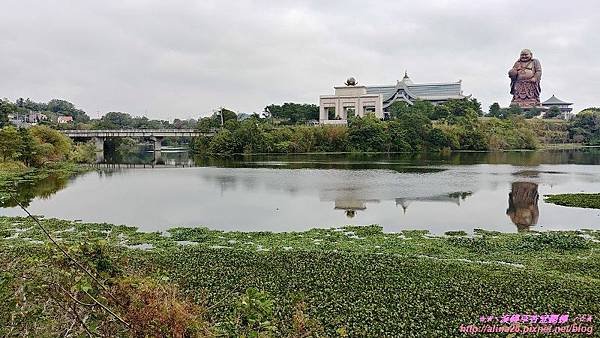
[
  {"left": 0, "top": 98, "right": 197, "bottom": 130},
  {"left": 487, "top": 102, "right": 563, "bottom": 119},
  {"left": 264, "top": 103, "right": 319, "bottom": 124},
  {"left": 568, "top": 108, "right": 600, "bottom": 144},
  {"left": 0, "top": 98, "right": 90, "bottom": 125},
  {"left": 193, "top": 99, "right": 544, "bottom": 154},
  {"left": 0, "top": 125, "right": 94, "bottom": 169},
  {"left": 4, "top": 96, "right": 600, "bottom": 156}
]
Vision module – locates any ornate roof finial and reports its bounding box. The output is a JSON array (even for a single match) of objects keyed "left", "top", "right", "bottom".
[{"left": 402, "top": 70, "right": 413, "bottom": 85}]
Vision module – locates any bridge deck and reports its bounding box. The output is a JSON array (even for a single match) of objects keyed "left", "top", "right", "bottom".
[{"left": 61, "top": 129, "right": 213, "bottom": 138}]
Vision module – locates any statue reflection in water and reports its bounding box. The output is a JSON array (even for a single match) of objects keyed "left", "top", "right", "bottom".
[{"left": 506, "top": 182, "right": 539, "bottom": 231}]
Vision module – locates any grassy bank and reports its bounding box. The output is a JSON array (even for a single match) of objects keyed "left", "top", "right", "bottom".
[{"left": 1, "top": 217, "right": 599, "bottom": 336}]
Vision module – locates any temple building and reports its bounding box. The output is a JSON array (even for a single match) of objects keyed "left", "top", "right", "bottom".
[
  {"left": 319, "top": 72, "right": 468, "bottom": 124},
  {"left": 541, "top": 95, "right": 574, "bottom": 119}
]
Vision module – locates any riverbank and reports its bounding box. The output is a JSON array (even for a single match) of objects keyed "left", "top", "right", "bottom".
[{"left": 1, "top": 217, "right": 598, "bottom": 336}]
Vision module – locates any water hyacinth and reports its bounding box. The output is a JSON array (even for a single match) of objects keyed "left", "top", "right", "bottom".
[{"left": 1, "top": 217, "right": 599, "bottom": 336}]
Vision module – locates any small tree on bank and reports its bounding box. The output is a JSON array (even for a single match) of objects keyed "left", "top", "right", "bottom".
[
  {"left": 0, "top": 126, "right": 21, "bottom": 161},
  {"left": 545, "top": 106, "right": 562, "bottom": 119},
  {"left": 488, "top": 102, "right": 502, "bottom": 118}
]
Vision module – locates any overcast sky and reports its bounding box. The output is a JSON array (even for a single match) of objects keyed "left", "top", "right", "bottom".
[{"left": 1, "top": 0, "right": 599, "bottom": 120}]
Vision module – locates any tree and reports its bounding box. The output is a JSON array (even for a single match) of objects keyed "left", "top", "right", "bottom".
[
  {"left": 47, "top": 99, "right": 76, "bottom": 113},
  {"left": 314, "top": 125, "right": 349, "bottom": 152},
  {"left": 233, "top": 120, "right": 268, "bottom": 153},
  {"left": 431, "top": 105, "right": 450, "bottom": 120},
  {"left": 385, "top": 121, "right": 411, "bottom": 152},
  {"left": 132, "top": 116, "right": 169, "bottom": 129},
  {"left": 459, "top": 129, "right": 489, "bottom": 150},
  {"left": 428, "top": 128, "right": 454, "bottom": 151},
  {"left": 208, "top": 129, "right": 237, "bottom": 154},
  {"left": 17, "top": 128, "right": 38, "bottom": 166},
  {"left": 568, "top": 109, "right": 600, "bottom": 144},
  {"left": 488, "top": 103, "right": 502, "bottom": 118},
  {"left": 191, "top": 135, "right": 212, "bottom": 154},
  {"left": 411, "top": 100, "right": 435, "bottom": 119},
  {"left": 524, "top": 107, "right": 542, "bottom": 119},
  {"left": 95, "top": 112, "right": 134, "bottom": 129},
  {"left": 348, "top": 115, "right": 387, "bottom": 152},
  {"left": 433, "top": 125, "right": 461, "bottom": 149},
  {"left": 443, "top": 98, "right": 482, "bottom": 117},
  {"left": 29, "top": 125, "right": 72, "bottom": 161},
  {"left": 172, "top": 118, "right": 196, "bottom": 129},
  {"left": 544, "top": 106, "right": 562, "bottom": 119},
  {"left": 388, "top": 101, "right": 412, "bottom": 120},
  {"left": 0, "top": 99, "right": 16, "bottom": 127},
  {"left": 471, "top": 98, "right": 483, "bottom": 115},
  {"left": 21, "top": 98, "right": 48, "bottom": 111},
  {"left": 396, "top": 110, "right": 432, "bottom": 151},
  {"left": 47, "top": 99, "right": 90, "bottom": 123},
  {"left": 223, "top": 118, "right": 241, "bottom": 132},
  {"left": 264, "top": 103, "right": 319, "bottom": 124},
  {"left": 0, "top": 126, "right": 21, "bottom": 161},
  {"left": 69, "top": 141, "right": 96, "bottom": 164},
  {"left": 507, "top": 104, "right": 523, "bottom": 116},
  {"left": 218, "top": 109, "right": 238, "bottom": 125},
  {"left": 197, "top": 116, "right": 220, "bottom": 132}
]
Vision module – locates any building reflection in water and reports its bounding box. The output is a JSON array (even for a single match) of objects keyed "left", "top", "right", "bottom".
[
  {"left": 334, "top": 199, "right": 379, "bottom": 218},
  {"left": 333, "top": 192, "right": 473, "bottom": 218},
  {"left": 506, "top": 182, "right": 539, "bottom": 231},
  {"left": 395, "top": 192, "right": 472, "bottom": 213}
]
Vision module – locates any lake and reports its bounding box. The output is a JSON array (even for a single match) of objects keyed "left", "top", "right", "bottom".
[{"left": 3, "top": 150, "right": 600, "bottom": 233}]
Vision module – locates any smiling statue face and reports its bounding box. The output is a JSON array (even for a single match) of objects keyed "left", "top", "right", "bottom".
[{"left": 520, "top": 49, "right": 532, "bottom": 62}]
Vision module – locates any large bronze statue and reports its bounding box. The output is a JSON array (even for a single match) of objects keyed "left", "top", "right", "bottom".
[{"left": 508, "top": 49, "right": 542, "bottom": 108}]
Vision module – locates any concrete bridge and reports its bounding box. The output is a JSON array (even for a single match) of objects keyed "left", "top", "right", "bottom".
[{"left": 61, "top": 129, "right": 214, "bottom": 162}]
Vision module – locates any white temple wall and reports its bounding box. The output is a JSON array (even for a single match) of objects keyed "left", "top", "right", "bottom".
[{"left": 319, "top": 94, "right": 383, "bottom": 124}]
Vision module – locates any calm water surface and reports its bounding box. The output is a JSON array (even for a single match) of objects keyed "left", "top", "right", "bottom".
[{"left": 3, "top": 150, "right": 600, "bottom": 233}]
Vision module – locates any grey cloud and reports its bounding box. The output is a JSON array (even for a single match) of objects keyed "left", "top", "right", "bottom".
[{"left": 1, "top": 0, "right": 599, "bottom": 120}]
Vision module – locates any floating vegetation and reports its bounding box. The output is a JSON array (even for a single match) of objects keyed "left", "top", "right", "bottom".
[
  {"left": 444, "top": 230, "right": 468, "bottom": 236},
  {"left": 544, "top": 193, "right": 600, "bottom": 209},
  {"left": 1, "top": 216, "right": 599, "bottom": 336}
]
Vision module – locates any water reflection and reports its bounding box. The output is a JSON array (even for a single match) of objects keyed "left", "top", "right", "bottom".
[
  {"left": 3, "top": 151, "right": 600, "bottom": 233},
  {"left": 395, "top": 192, "right": 472, "bottom": 213},
  {"left": 192, "top": 149, "right": 600, "bottom": 167},
  {"left": 334, "top": 198, "right": 380, "bottom": 218},
  {"left": 100, "top": 147, "right": 600, "bottom": 167},
  {"left": 506, "top": 182, "right": 539, "bottom": 231},
  {"left": 0, "top": 174, "right": 69, "bottom": 208}
]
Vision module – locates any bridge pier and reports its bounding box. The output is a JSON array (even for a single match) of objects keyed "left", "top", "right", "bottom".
[
  {"left": 150, "top": 137, "right": 164, "bottom": 165},
  {"left": 153, "top": 150, "right": 162, "bottom": 165},
  {"left": 93, "top": 137, "right": 105, "bottom": 163},
  {"left": 150, "top": 136, "right": 163, "bottom": 152}
]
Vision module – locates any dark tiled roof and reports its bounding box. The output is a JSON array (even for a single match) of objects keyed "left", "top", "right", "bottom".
[
  {"left": 406, "top": 82, "right": 463, "bottom": 98},
  {"left": 366, "top": 75, "right": 464, "bottom": 102},
  {"left": 365, "top": 86, "right": 397, "bottom": 101},
  {"left": 542, "top": 95, "right": 572, "bottom": 105}
]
